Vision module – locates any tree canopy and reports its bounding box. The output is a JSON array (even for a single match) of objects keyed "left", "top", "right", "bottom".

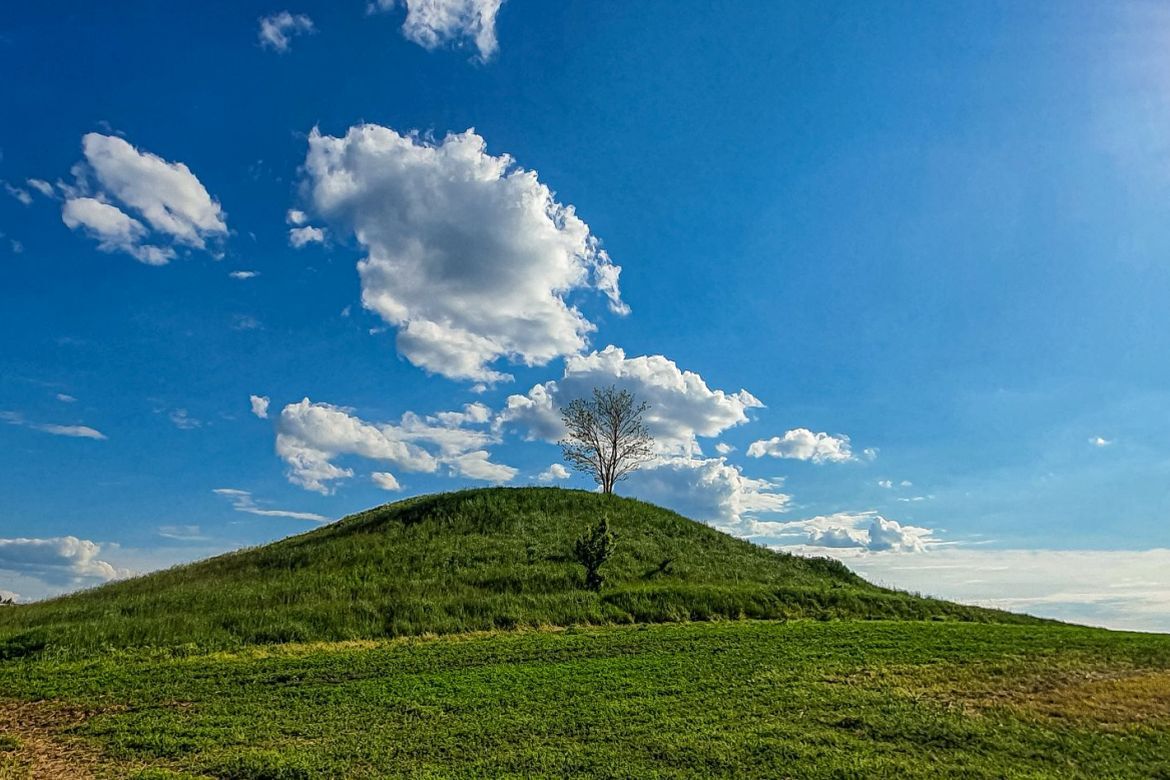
[{"left": 560, "top": 386, "right": 654, "bottom": 494}]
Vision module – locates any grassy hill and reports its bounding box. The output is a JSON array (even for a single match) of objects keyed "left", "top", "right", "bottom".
[
  {"left": 2, "top": 488, "right": 1169, "bottom": 777},
  {"left": 0, "top": 487, "right": 1033, "bottom": 658}
]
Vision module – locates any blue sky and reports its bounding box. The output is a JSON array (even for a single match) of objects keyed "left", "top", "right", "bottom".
[{"left": 2, "top": 1, "right": 1170, "bottom": 630}]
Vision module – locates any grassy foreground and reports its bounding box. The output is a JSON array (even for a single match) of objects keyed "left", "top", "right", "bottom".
[
  {"left": 2, "top": 488, "right": 1156, "bottom": 777},
  {"left": 2, "top": 620, "right": 1170, "bottom": 778},
  {"left": 0, "top": 489, "right": 1033, "bottom": 658}
]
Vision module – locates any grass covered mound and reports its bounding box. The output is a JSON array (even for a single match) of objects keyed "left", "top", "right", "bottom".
[{"left": 0, "top": 488, "right": 1036, "bottom": 656}]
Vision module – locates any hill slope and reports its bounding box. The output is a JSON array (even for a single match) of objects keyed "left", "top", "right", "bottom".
[{"left": 0, "top": 487, "right": 1035, "bottom": 656}]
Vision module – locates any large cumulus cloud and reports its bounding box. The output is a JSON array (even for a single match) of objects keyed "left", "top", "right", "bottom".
[
  {"left": 299, "top": 125, "right": 625, "bottom": 383},
  {"left": 497, "top": 345, "right": 762, "bottom": 456}
]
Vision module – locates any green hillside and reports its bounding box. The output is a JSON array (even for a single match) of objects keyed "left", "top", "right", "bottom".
[
  {"left": 0, "top": 488, "right": 1033, "bottom": 657},
  {"left": 3, "top": 488, "right": 1168, "bottom": 778}
]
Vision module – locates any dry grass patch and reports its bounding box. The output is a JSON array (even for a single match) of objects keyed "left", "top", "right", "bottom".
[
  {"left": 0, "top": 700, "right": 105, "bottom": 779},
  {"left": 1009, "top": 669, "right": 1170, "bottom": 728}
]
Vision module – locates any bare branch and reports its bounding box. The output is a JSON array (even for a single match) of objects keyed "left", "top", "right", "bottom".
[{"left": 559, "top": 386, "right": 655, "bottom": 494}]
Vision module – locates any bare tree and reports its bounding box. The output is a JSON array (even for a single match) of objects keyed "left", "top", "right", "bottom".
[{"left": 560, "top": 386, "right": 654, "bottom": 494}]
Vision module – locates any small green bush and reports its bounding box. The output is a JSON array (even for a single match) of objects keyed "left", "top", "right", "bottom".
[{"left": 573, "top": 517, "right": 617, "bottom": 591}]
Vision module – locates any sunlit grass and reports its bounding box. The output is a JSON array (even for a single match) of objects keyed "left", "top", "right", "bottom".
[
  {"left": 0, "top": 488, "right": 1033, "bottom": 658},
  {"left": 2, "top": 621, "right": 1169, "bottom": 778}
]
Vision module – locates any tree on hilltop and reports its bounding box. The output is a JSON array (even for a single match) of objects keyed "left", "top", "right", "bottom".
[{"left": 559, "top": 386, "right": 654, "bottom": 494}]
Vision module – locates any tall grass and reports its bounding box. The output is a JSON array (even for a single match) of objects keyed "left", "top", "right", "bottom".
[{"left": 0, "top": 488, "right": 1038, "bottom": 657}]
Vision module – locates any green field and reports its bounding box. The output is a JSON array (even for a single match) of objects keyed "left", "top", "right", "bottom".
[
  {"left": 2, "top": 488, "right": 1166, "bottom": 778},
  {"left": 3, "top": 621, "right": 1170, "bottom": 778}
]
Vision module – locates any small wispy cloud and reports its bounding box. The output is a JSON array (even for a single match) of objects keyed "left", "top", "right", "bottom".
[
  {"left": 3, "top": 181, "right": 32, "bottom": 205},
  {"left": 258, "top": 11, "right": 315, "bottom": 53},
  {"left": 1089, "top": 436, "right": 1113, "bottom": 448},
  {"left": 213, "top": 488, "right": 328, "bottom": 522},
  {"left": 26, "top": 179, "right": 54, "bottom": 198},
  {"left": 157, "top": 524, "right": 207, "bottom": 541},
  {"left": 232, "top": 314, "right": 262, "bottom": 331},
  {"left": 169, "top": 409, "right": 201, "bottom": 430},
  {"left": 1, "top": 410, "right": 106, "bottom": 440}
]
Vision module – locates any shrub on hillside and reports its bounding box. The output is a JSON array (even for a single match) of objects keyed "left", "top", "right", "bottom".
[{"left": 573, "top": 517, "right": 617, "bottom": 592}]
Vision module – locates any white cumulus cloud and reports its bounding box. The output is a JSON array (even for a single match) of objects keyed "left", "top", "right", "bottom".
[
  {"left": 298, "top": 124, "right": 625, "bottom": 383},
  {"left": 258, "top": 11, "right": 315, "bottom": 52},
  {"left": 447, "top": 450, "right": 518, "bottom": 482},
  {"left": 747, "top": 428, "right": 857, "bottom": 463},
  {"left": 747, "top": 511, "right": 935, "bottom": 554},
  {"left": 60, "top": 133, "right": 226, "bottom": 264},
  {"left": 274, "top": 398, "right": 514, "bottom": 493},
  {"left": 537, "top": 463, "right": 570, "bottom": 482},
  {"left": 79, "top": 133, "right": 227, "bottom": 247},
  {"left": 498, "top": 345, "right": 761, "bottom": 456},
  {"left": 371, "top": 471, "right": 402, "bottom": 491},
  {"left": 61, "top": 197, "right": 174, "bottom": 265},
  {"left": 623, "top": 457, "right": 790, "bottom": 531},
  {"left": 0, "top": 536, "right": 126, "bottom": 586},
  {"left": 370, "top": 0, "right": 504, "bottom": 60},
  {"left": 288, "top": 225, "right": 325, "bottom": 248},
  {"left": 250, "top": 394, "right": 270, "bottom": 419}
]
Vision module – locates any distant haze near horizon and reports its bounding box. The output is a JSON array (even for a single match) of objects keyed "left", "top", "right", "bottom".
[{"left": 2, "top": 1, "right": 1169, "bottom": 631}]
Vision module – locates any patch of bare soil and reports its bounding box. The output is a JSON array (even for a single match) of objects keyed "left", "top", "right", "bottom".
[{"left": 0, "top": 700, "right": 105, "bottom": 780}]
